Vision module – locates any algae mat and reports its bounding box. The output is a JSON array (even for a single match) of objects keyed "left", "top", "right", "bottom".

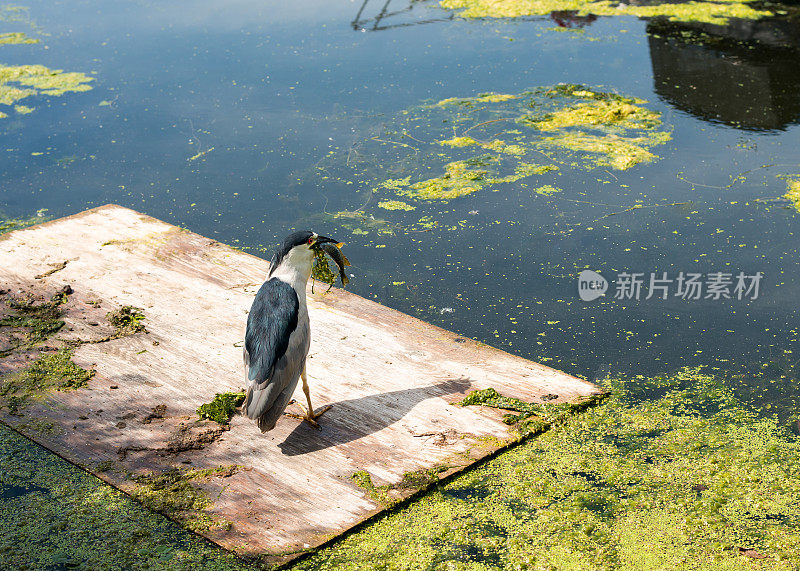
[{"left": 0, "top": 204, "right": 602, "bottom": 565}]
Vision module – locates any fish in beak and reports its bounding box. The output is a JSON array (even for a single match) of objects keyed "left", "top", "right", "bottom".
[{"left": 314, "top": 239, "right": 350, "bottom": 287}]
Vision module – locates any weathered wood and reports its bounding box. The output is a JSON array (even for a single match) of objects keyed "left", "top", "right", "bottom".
[{"left": 0, "top": 205, "right": 603, "bottom": 564}]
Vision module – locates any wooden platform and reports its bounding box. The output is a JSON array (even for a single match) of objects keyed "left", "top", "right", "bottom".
[{"left": 0, "top": 205, "right": 603, "bottom": 565}]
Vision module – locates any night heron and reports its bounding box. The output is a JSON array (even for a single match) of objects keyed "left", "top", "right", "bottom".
[{"left": 243, "top": 230, "right": 339, "bottom": 432}]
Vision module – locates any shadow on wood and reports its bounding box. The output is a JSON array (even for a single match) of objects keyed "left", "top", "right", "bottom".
[{"left": 278, "top": 378, "right": 473, "bottom": 455}]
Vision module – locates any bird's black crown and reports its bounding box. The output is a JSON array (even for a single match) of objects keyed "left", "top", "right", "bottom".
[{"left": 270, "top": 230, "right": 315, "bottom": 270}]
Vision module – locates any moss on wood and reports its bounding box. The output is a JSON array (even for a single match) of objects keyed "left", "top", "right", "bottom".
[
  {"left": 106, "top": 306, "right": 146, "bottom": 336},
  {"left": 0, "top": 287, "right": 70, "bottom": 355},
  {"left": 196, "top": 392, "right": 245, "bottom": 425},
  {"left": 130, "top": 465, "right": 238, "bottom": 533},
  {"left": 0, "top": 348, "right": 95, "bottom": 414}
]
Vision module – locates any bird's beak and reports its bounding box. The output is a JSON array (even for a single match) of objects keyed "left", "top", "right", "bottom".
[{"left": 314, "top": 235, "right": 339, "bottom": 247}]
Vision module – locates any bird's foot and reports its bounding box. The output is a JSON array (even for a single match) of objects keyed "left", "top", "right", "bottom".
[{"left": 285, "top": 404, "right": 332, "bottom": 429}]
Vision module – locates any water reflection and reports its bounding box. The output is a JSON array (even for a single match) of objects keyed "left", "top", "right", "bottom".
[
  {"left": 350, "top": 0, "right": 800, "bottom": 130},
  {"left": 352, "top": 0, "right": 453, "bottom": 31},
  {"left": 550, "top": 11, "right": 598, "bottom": 28},
  {"left": 647, "top": 18, "right": 800, "bottom": 130}
]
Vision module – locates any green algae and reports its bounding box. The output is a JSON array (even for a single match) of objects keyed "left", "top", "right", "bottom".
[
  {"left": 0, "top": 424, "right": 248, "bottom": 570},
  {"left": 130, "top": 466, "right": 238, "bottom": 533},
  {"left": 439, "top": 0, "right": 773, "bottom": 25},
  {"left": 0, "top": 31, "right": 37, "bottom": 45},
  {"left": 0, "top": 348, "right": 94, "bottom": 414},
  {"left": 440, "top": 136, "right": 527, "bottom": 156},
  {"left": 783, "top": 177, "right": 800, "bottom": 212},
  {"left": 313, "top": 84, "right": 669, "bottom": 220},
  {"left": 393, "top": 86, "right": 668, "bottom": 199},
  {"left": 459, "top": 387, "right": 541, "bottom": 412},
  {"left": 0, "top": 64, "right": 93, "bottom": 96},
  {"left": 0, "top": 288, "right": 148, "bottom": 416},
  {"left": 324, "top": 209, "right": 398, "bottom": 236},
  {"left": 378, "top": 200, "right": 416, "bottom": 211},
  {"left": 196, "top": 391, "right": 246, "bottom": 425},
  {"left": 375, "top": 177, "right": 412, "bottom": 192},
  {"left": 514, "top": 162, "right": 559, "bottom": 178},
  {"left": 439, "top": 135, "right": 479, "bottom": 148},
  {"left": 532, "top": 99, "right": 660, "bottom": 132},
  {"left": 0, "top": 64, "right": 93, "bottom": 110},
  {"left": 534, "top": 184, "right": 561, "bottom": 195},
  {"left": 397, "top": 466, "right": 452, "bottom": 491},
  {"left": 400, "top": 159, "right": 492, "bottom": 201},
  {"left": 295, "top": 368, "right": 800, "bottom": 570},
  {"left": 0, "top": 5, "right": 36, "bottom": 27},
  {"left": 544, "top": 131, "right": 671, "bottom": 170},
  {"left": 437, "top": 92, "right": 517, "bottom": 106},
  {"left": 0, "top": 22, "right": 94, "bottom": 118},
  {"left": 394, "top": 156, "right": 559, "bottom": 201}
]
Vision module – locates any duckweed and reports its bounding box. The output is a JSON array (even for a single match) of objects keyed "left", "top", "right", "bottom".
[
  {"left": 0, "top": 425, "right": 248, "bottom": 569},
  {"left": 296, "top": 368, "right": 800, "bottom": 570}
]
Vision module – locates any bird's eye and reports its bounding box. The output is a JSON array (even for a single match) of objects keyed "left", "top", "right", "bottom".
[{"left": 307, "top": 237, "right": 314, "bottom": 245}]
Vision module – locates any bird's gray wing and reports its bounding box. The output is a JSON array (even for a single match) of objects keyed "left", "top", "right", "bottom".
[{"left": 243, "top": 278, "right": 299, "bottom": 426}]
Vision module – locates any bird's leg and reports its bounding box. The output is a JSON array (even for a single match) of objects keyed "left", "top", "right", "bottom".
[
  {"left": 286, "top": 365, "right": 332, "bottom": 428},
  {"left": 301, "top": 365, "right": 332, "bottom": 427}
]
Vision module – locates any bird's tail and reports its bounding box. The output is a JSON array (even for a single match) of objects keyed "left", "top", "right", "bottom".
[{"left": 245, "top": 384, "right": 296, "bottom": 433}]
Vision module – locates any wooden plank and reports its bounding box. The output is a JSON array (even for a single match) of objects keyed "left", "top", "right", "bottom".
[{"left": 0, "top": 205, "right": 604, "bottom": 565}]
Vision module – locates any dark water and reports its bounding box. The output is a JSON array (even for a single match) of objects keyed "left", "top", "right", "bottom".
[{"left": 2, "top": 2, "right": 799, "bottom": 378}]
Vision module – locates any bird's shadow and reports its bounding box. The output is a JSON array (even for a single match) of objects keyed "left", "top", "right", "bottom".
[{"left": 277, "top": 378, "right": 473, "bottom": 456}]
